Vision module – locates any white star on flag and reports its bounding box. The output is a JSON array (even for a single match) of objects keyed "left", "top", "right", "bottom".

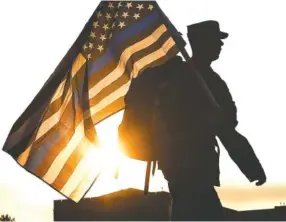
[
  {"left": 122, "top": 12, "right": 129, "bottom": 18},
  {"left": 126, "top": 2, "right": 133, "bottom": 9},
  {"left": 102, "top": 23, "right": 109, "bottom": 31},
  {"left": 136, "top": 4, "right": 144, "bottom": 11},
  {"left": 100, "top": 34, "right": 106, "bottom": 42},
  {"left": 93, "top": 21, "right": 99, "bottom": 28},
  {"left": 133, "top": 13, "right": 140, "bottom": 20},
  {"left": 118, "top": 21, "right": 126, "bottom": 29},
  {"left": 97, "top": 44, "right": 104, "bottom": 52}
]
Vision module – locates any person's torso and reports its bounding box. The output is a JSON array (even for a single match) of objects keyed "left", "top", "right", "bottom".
[{"left": 153, "top": 57, "right": 219, "bottom": 176}]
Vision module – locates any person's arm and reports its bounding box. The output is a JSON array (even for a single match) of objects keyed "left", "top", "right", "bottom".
[
  {"left": 218, "top": 129, "right": 266, "bottom": 185},
  {"left": 215, "top": 75, "right": 266, "bottom": 185},
  {"left": 215, "top": 75, "right": 238, "bottom": 129}
]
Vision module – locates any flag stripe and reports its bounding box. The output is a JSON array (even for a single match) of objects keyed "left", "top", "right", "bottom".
[
  {"left": 84, "top": 20, "right": 165, "bottom": 95},
  {"left": 50, "top": 137, "right": 91, "bottom": 190},
  {"left": 42, "top": 54, "right": 86, "bottom": 122},
  {"left": 88, "top": 37, "right": 176, "bottom": 119},
  {"left": 86, "top": 19, "right": 166, "bottom": 90},
  {"left": 17, "top": 144, "right": 32, "bottom": 166},
  {"left": 88, "top": 81, "right": 131, "bottom": 120},
  {"left": 89, "top": 74, "right": 130, "bottom": 108},
  {"left": 30, "top": 91, "right": 85, "bottom": 174},
  {"left": 5, "top": 131, "right": 35, "bottom": 159},
  {"left": 60, "top": 145, "right": 102, "bottom": 197},
  {"left": 43, "top": 96, "right": 67, "bottom": 122},
  {"left": 34, "top": 65, "right": 86, "bottom": 144},
  {"left": 71, "top": 53, "right": 87, "bottom": 77},
  {"left": 96, "top": 46, "right": 179, "bottom": 126},
  {"left": 33, "top": 92, "right": 92, "bottom": 178},
  {"left": 88, "top": 24, "right": 167, "bottom": 100},
  {"left": 133, "top": 37, "right": 176, "bottom": 78},
  {"left": 69, "top": 160, "right": 101, "bottom": 202},
  {"left": 42, "top": 120, "right": 85, "bottom": 184},
  {"left": 90, "top": 97, "right": 125, "bottom": 124},
  {"left": 50, "top": 78, "right": 69, "bottom": 103},
  {"left": 88, "top": 29, "right": 171, "bottom": 108},
  {"left": 43, "top": 66, "right": 86, "bottom": 121},
  {"left": 35, "top": 87, "right": 73, "bottom": 140},
  {"left": 135, "top": 41, "right": 179, "bottom": 79}
]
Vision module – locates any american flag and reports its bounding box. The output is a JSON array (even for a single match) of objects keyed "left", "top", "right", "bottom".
[{"left": 2, "top": 1, "right": 180, "bottom": 202}]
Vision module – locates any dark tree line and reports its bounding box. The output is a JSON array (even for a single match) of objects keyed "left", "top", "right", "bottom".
[{"left": 0, "top": 214, "right": 15, "bottom": 221}]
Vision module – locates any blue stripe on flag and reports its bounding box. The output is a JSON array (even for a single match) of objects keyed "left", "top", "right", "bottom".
[{"left": 87, "top": 11, "right": 160, "bottom": 77}]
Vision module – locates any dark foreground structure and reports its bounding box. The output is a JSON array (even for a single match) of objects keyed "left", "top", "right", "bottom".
[{"left": 54, "top": 188, "right": 286, "bottom": 221}]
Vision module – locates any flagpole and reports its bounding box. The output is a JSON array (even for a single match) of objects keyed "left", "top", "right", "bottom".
[{"left": 144, "top": 161, "right": 152, "bottom": 195}]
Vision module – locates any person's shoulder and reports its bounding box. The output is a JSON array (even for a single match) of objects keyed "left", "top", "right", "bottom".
[
  {"left": 145, "top": 55, "right": 184, "bottom": 71},
  {"left": 165, "top": 55, "right": 185, "bottom": 68},
  {"left": 139, "top": 55, "right": 184, "bottom": 80},
  {"left": 159, "top": 55, "right": 186, "bottom": 77}
]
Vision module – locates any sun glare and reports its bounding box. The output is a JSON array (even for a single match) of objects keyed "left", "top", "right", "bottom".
[{"left": 86, "top": 111, "right": 169, "bottom": 197}]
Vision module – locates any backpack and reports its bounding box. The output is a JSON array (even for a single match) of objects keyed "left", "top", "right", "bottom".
[
  {"left": 118, "top": 68, "right": 162, "bottom": 162},
  {"left": 118, "top": 55, "right": 221, "bottom": 159},
  {"left": 118, "top": 56, "right": 221, "bottom": 192},
  {"left": 118, "top": 63, "right": 171, "bottom": 194}
]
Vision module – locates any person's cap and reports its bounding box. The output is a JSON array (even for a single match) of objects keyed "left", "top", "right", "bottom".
[{"left": 187, "top": 20, "right": 228, "bottom": 40}]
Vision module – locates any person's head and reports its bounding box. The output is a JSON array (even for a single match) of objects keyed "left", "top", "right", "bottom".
[{"left": 187, "top": 20, "right": 228, "bottom": 63}]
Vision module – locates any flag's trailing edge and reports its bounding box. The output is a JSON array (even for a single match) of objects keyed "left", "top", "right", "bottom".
[{"left": 2, "top": 1, "right": 186, "bottom": 202}]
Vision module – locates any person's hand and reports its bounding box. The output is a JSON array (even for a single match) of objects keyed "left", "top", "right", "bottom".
[{"left": 252, "top": 169, "right": 267, "bottom": 186}]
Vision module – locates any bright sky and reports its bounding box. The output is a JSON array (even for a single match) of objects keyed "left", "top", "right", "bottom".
[{"left": 1, "top": 0, "right": 286, "bottom": 221}]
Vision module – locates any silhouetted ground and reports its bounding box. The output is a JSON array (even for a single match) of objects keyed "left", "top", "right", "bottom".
[{"left": 54, "top": 188, "right": 286, "bottom": 221}]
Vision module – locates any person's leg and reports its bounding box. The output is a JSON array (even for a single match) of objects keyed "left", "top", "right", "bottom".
[
  {"left": 168, "top": 182, "right": 224, "bottom": 221},
  {"left": 194, "top": 186, "right": 224, "bottom": 221}
]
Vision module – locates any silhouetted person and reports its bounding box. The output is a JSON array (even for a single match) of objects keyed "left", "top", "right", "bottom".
[
  {"left": 119, "top": 20, "right": 267, "bottom": 221},
  {"left": 188, "top": 20, "right": 266, "bottom": 185},
  {"left": 151, "top": 20, "right": 267, "bottom": 221}
]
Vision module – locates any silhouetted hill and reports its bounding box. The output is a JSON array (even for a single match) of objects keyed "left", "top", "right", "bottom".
[{"left": 54, "top": 188, "right": 286, "bottom": 221}]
